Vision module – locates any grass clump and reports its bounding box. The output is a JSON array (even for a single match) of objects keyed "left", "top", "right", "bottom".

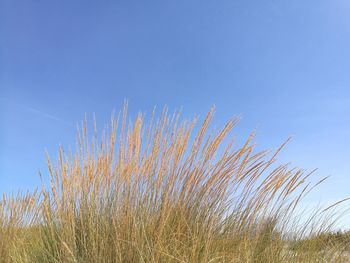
[{"left": 1, "top": 105, "right": 349, "bottom": 262}]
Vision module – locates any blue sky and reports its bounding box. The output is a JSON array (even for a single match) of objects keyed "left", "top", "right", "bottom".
[{"left": 1, "top": 0, "right": 350, "bottom": 223}]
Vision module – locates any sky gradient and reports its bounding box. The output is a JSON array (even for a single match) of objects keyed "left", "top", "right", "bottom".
[{"left": 1, "top": 0, "right": 350, "bottom": 225}]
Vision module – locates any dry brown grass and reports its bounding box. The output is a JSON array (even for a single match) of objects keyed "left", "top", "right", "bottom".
[{"left": 1, "top": 104, "right": 348, "bottom": 262}]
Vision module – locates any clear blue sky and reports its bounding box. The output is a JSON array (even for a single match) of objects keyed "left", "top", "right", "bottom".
[{"left": 1, "top": 0, "right": 350, "bottom": 222}]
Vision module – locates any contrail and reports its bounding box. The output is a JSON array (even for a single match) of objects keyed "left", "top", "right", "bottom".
[
  {"left": 1, "top": 98, "right": 74, "bottom": 127},
  {"left": 19, "top": 104, "right": 74, "bottom": 127}
]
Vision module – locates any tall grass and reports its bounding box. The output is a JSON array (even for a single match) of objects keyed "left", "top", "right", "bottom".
[{"left": 1, "top": 105, "right": 348, "bottom": 262}]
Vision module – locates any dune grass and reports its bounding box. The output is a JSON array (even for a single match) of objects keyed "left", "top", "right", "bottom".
[{"left": 1, "top": 105, "right": 349, "bottom": 262}]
